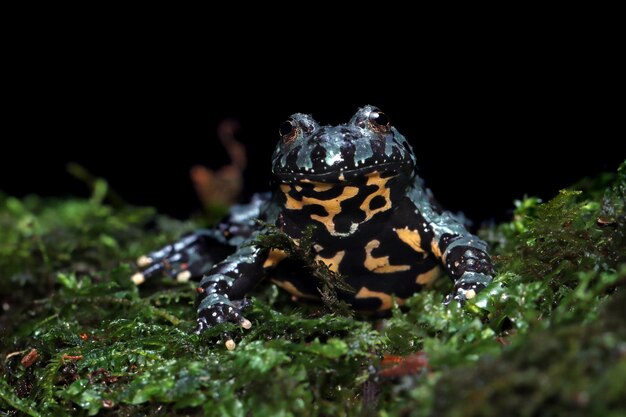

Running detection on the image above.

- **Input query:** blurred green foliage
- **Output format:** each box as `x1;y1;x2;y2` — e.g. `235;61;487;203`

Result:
1;161;624;417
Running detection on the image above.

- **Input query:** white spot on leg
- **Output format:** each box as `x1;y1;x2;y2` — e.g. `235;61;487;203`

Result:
131;273;145;285
136;256;153;268
176;270;192;282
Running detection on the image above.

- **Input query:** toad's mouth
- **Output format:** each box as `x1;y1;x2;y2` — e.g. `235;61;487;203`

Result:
272;160;411;184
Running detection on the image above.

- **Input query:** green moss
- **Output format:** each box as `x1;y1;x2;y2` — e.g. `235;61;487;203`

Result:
429;285;626;417
253;223;355;317
1;161;624;416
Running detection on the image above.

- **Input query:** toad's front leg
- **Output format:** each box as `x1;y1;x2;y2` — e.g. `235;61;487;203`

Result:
419;208;494;303
195;245;267;350
406;181;494;304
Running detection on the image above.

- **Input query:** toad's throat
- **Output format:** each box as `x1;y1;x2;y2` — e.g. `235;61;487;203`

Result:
273;161;408;183
279;172;395;236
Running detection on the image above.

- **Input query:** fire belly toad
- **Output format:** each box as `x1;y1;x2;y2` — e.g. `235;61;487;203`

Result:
133;106;494;349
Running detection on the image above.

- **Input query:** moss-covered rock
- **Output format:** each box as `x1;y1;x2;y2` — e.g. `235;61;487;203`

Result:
1;161;624;416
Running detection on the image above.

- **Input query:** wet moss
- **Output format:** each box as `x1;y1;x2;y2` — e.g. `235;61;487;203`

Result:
427;286;626;417
0;161;624;416
253;223;355;317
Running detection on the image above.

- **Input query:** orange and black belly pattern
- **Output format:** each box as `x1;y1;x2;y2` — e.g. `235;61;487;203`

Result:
264;172;444;311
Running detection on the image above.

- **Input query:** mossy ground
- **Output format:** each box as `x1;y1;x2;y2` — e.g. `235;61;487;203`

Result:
1;162;624;417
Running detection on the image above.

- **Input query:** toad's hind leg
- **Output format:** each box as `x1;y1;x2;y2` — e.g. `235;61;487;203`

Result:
132;192;272;284
131;230;235;284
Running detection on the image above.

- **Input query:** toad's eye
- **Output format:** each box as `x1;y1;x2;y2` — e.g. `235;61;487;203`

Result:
279;119;299;144
368;111;390;133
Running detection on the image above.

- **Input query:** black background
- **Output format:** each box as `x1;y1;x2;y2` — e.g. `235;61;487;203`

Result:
2;57;624;225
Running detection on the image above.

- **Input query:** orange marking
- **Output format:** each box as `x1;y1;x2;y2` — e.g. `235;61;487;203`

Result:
416;267;441;286
430;239;444;260
312;182;333;192
355;287;405;311
364;240;410;273
280;183;360;235
396;227;426;254
263;249;288;268
315;250;345;273
359;172;393;222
